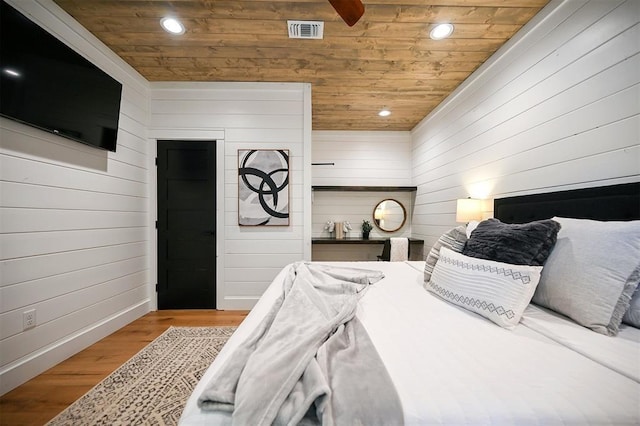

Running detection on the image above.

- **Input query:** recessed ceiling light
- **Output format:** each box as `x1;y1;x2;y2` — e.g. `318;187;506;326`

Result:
3;68;20;77
430;23;454;40
378;108;391;117
160;17;185;35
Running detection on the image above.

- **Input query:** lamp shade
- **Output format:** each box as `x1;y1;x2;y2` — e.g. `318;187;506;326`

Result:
456;198;482;222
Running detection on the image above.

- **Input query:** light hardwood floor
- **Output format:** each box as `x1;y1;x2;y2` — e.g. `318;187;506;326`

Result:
0;310;248;426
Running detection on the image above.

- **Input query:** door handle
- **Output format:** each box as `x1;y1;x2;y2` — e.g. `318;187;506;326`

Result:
204;230;215;236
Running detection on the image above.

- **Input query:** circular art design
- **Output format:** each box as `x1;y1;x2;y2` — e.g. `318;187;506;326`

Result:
238;149;289;226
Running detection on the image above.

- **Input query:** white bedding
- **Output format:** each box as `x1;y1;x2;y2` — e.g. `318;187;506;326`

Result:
181;261;640;425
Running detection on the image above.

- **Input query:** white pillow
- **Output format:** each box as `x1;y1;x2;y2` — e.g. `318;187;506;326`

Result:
532;217;640;336
427;247;543;329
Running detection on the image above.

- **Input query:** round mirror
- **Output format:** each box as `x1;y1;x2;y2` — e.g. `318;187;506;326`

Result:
373;199;406;232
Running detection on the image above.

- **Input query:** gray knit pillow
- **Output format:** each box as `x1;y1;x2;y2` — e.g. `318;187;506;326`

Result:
462;218;560;266
423;226;467;285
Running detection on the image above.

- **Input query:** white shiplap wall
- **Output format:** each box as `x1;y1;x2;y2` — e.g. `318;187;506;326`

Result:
311;131;414;260
148;82;312;310
0;0;150;394
312;131;412;186
411;0;640;250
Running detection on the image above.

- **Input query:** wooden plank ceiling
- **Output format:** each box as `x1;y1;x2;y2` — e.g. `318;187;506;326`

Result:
53;0;550;131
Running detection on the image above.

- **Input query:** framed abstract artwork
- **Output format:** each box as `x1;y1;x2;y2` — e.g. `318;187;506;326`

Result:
238;149;290;226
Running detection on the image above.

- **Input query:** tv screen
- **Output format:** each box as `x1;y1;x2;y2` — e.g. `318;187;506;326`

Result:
0;0;122;152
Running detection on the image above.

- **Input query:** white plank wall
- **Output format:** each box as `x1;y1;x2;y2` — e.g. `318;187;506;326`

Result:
411;0;640;251
312;131;412;186
148;82;311;309
0;0;150;394
311;131;414;260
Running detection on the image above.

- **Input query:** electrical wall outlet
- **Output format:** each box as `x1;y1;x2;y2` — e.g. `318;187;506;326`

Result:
23;309;36;330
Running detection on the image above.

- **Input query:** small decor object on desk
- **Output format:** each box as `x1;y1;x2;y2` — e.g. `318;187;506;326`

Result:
344;221;353;237
324;220;335;237
362;220;373;239
335;221;352;239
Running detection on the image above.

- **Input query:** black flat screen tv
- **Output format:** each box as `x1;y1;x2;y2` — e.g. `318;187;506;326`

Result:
0;0;122;152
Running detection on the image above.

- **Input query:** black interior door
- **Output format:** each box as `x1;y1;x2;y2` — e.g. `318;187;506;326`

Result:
157;140;216;309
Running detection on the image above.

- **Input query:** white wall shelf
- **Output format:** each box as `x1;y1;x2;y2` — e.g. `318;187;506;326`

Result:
312;185;417;192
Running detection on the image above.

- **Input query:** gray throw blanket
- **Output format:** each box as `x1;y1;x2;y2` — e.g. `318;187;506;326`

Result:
198;262;404;426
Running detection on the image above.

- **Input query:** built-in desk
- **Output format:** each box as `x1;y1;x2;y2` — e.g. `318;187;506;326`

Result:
311;237;424;261
312;237;424;245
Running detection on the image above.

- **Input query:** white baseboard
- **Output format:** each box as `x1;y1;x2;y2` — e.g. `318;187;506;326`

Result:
0;301;150;395
220;297;258;310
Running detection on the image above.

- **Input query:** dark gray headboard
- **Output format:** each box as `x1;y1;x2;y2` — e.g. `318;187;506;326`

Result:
494;182;640;224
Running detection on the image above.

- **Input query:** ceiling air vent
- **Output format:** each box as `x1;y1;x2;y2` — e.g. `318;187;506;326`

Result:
287;20;324;39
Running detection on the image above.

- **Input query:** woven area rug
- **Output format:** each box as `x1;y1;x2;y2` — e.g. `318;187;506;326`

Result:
46;326;235;426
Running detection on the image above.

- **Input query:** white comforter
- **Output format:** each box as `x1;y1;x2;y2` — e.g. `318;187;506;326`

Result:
181;261;640;425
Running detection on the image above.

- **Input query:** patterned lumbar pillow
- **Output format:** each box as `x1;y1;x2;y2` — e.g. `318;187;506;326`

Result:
423;226;467;285
427;247;543;329
463;218;561;266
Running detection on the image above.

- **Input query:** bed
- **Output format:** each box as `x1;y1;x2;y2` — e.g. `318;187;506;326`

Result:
180;182;640;425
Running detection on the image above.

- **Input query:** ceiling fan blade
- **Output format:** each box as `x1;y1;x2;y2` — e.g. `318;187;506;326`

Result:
328;0;365;27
